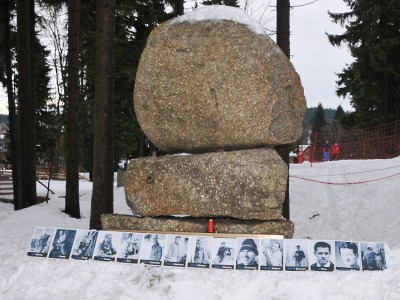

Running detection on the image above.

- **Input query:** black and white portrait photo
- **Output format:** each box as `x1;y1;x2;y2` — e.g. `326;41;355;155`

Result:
116;232;143;263
187;236;213;268
236;238;260;270
361;242;387;271
335;241;361;271
139;233;166;266
309;240;335;271
284;239;308;271
93;231;121;262
163;235;189;267
260;239;284;271
27;227;56;257
211;237;236;269
71;230;98;260
48;229;77;259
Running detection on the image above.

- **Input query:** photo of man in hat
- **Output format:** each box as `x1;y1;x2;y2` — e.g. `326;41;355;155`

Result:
236;238;259;270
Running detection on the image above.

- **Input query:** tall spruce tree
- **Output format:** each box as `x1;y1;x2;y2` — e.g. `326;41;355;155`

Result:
79;0;97;178
334;105;346;127
0;0;20;210
327;0;400;127
65;0;81;218
90;0;115;230
16;0;37;208
275;0;290;219
310;103;327;146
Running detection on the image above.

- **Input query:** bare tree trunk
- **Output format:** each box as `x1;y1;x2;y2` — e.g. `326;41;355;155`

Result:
177;0;184;15
65;0;81;218
276;0;290;57
276;0;290;220
2;0;20;210
16;0;37;208
90;0;115;229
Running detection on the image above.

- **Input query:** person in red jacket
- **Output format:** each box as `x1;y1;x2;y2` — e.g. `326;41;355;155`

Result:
331;142;340;160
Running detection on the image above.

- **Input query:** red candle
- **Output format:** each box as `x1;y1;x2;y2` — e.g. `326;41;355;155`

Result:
208;219;214;233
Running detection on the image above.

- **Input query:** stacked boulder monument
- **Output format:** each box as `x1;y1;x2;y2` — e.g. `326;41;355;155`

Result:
101;6;306;238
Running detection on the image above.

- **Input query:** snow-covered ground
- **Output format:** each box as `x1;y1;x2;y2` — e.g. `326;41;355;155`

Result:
1;157;400;300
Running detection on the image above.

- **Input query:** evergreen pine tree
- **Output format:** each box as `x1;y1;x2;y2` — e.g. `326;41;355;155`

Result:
16;0;37;208
334;105;345;122
65;0;81;219
310;103;326;146
327;0;400;127
90;0;116;230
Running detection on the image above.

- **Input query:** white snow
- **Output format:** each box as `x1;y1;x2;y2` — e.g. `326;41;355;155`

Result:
171;5;268;36
1;157;400;299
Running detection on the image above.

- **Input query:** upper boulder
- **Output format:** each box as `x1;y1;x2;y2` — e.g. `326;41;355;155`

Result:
134;6;306;153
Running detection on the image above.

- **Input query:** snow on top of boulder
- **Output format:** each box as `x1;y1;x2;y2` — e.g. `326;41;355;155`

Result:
171;5;267;36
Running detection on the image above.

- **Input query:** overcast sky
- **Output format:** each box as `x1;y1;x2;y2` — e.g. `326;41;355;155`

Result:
0;0;354;115
239;0;354;111
288;0;354;111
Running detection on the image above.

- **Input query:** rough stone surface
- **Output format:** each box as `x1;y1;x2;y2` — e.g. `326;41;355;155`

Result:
124;148;287;220
134;17;306;153
101;214;294;239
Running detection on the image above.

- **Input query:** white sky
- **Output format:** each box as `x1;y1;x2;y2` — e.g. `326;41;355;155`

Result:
0;91;7;115
239;0;354;111
0;0;354;115
288;0;353;111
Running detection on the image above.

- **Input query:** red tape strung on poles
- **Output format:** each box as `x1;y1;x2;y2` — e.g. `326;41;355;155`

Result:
290;172;400;185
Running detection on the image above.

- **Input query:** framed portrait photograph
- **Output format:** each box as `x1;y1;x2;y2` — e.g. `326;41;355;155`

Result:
93;231;121;262
139;233;166;266
163;234;189;267
235;238;260;270
48;229;77;259
259;239;284;271
27;227;56;258
116;232;144;263
335;241;361;271
284;239;308;271
309;240;335;271
360;242;387;271
211;237;236;270
187;236;213;269
70;230;98;260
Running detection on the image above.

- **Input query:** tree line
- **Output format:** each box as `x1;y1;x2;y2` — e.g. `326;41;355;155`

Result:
0;0;182;227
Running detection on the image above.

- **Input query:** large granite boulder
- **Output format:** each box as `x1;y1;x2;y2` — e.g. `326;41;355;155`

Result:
101;214;294;239
125;148;287;220
134;6;306;153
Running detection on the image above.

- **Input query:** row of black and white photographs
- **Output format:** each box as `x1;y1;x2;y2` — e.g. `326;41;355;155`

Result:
27;227;388;271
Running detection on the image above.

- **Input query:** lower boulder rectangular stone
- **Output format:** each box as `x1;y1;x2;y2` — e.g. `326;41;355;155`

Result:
124;148;288;220
101;214;294;239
